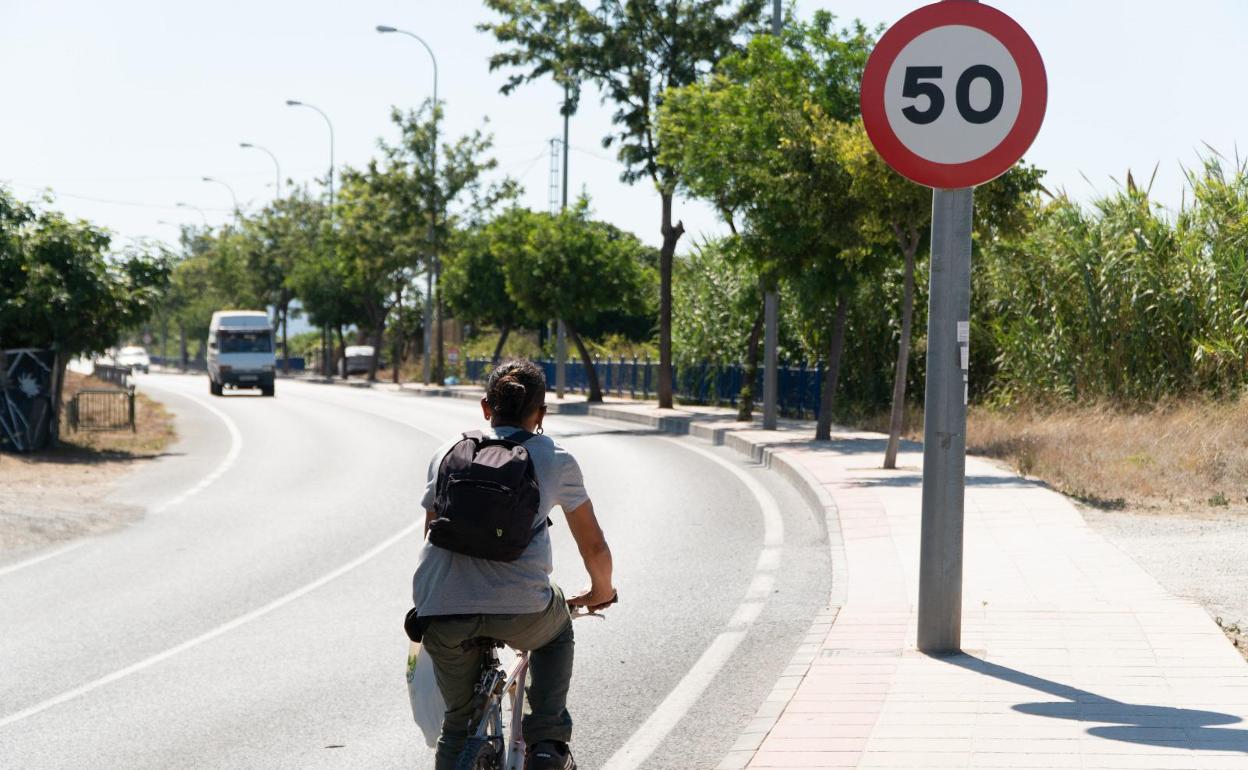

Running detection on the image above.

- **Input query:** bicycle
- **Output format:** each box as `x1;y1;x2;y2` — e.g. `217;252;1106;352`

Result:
455;594;618;770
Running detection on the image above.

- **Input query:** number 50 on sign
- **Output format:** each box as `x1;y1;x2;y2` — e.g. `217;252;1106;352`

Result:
861;1;1047;190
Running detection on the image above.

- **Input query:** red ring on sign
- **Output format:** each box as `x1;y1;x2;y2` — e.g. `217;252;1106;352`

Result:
860;1;1047;189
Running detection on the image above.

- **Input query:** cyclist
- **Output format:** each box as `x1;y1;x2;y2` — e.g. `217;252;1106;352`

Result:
412;359;615;770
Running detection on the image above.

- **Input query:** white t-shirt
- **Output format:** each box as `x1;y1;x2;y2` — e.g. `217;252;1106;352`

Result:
412;426;590;616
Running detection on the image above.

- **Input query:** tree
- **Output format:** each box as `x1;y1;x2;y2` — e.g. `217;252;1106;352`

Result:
482;0;766;408
442;224;531;363
381;102;518;383
837;120;1044;467
496;202;655;402
659;12;875;422
0;189;169;447
240;186;327;372
659;15;875;437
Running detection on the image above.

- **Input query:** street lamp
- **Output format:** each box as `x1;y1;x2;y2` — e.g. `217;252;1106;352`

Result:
202;176;240;218
175;201;209;227
376;24;439;385
285;100;334;212
240;142;282;199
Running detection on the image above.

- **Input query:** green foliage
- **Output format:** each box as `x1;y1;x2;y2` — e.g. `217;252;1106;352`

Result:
442;224;530;333
672;237;761;365
495;201;655;329
0;189;169;357
985;160;1248;403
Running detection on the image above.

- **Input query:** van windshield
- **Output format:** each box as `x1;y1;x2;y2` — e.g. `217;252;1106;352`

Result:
219;331;272;354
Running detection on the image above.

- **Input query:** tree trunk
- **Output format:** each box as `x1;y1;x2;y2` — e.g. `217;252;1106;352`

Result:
336;325;348;380
737;303;766;421
434;261;445;385
280;299;289;374
159;316;169;366
884;238;920;469
815;289;851;441
368;319;385;383
491;322;512;364
657;190;684;409
567;322;603;403
48;352;66;449
392;286;404;385
179;324;188;371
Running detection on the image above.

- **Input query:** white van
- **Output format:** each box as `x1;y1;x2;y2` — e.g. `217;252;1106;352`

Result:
207;311;276;397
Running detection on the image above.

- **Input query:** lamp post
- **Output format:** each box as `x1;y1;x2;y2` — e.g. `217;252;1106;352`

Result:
202;176;240;220
240;142;282;199
285;100;335;213
377;24;439;386
175;202;209;227
287;99;337;379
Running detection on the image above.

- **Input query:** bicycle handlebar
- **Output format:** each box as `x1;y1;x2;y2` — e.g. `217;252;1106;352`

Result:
569;590;619;617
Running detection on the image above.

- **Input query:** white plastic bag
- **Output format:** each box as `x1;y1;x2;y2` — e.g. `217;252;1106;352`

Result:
406;640;446;748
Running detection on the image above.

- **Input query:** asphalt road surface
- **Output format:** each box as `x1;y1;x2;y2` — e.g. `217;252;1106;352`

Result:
0;372;830;769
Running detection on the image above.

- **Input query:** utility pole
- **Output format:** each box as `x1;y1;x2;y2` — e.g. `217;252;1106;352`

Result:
555;84;571;399
762;0;782;430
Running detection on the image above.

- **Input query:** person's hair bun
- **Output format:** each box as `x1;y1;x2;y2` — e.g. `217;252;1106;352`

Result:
484;359;547;424
494;375;527;416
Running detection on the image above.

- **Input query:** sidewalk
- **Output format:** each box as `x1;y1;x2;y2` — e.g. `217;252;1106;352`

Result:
575;403;1248;770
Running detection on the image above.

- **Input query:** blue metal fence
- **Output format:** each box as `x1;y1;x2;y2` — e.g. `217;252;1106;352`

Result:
465;357;825;419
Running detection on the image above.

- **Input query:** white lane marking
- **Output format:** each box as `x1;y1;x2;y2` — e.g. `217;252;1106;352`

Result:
600;435;786;770
0;519;422;730
0;380;450;729
0;383;246;580
132;380;244;515
0;542;87;579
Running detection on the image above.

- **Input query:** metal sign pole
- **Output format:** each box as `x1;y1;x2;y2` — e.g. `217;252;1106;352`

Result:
760;0;783;430
917;186;973;653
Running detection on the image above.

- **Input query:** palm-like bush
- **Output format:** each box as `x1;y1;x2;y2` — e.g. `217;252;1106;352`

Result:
985;160;1248;403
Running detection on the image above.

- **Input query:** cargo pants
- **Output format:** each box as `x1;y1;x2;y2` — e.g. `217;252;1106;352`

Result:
421;586;574;770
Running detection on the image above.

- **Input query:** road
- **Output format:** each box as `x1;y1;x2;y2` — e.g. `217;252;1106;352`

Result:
0;372;830;769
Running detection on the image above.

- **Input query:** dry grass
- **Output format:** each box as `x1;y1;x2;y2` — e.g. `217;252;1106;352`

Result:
854;397;1248;512
966;398;1248;512
58;373;177;458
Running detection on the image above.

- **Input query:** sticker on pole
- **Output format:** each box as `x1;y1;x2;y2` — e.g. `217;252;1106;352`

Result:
861;2;1046;189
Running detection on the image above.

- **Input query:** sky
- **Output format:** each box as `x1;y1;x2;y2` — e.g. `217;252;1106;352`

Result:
2;0;1247;255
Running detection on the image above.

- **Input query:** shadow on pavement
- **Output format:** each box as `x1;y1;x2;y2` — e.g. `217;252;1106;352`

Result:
941;653;1248;753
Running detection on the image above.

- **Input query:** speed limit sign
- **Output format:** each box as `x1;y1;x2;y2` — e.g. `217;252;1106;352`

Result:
861;1;1046;189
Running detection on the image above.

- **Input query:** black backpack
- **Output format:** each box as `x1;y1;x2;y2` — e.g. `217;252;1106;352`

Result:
428;430;543;561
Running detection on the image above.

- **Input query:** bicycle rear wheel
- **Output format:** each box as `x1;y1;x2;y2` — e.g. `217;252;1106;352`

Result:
455;736;502;770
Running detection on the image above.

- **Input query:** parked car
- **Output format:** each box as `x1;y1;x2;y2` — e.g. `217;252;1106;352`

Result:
116;346;151;373
207;311;276;397
341;345;384;377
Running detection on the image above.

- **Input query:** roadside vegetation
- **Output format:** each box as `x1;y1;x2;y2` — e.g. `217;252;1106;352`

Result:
57;372;177;459
6;2;1248;511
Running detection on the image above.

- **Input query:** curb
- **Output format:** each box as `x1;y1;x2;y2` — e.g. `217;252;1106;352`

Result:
580;403;850;770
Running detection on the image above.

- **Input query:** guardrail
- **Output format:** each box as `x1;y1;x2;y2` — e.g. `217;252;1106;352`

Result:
93;363;132;388
465;357;826;419
68;386;136;433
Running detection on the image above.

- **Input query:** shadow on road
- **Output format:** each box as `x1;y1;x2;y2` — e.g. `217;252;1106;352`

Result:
941;653;1248;753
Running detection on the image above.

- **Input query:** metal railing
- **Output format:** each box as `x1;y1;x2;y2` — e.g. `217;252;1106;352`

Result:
68;386;136;432
93;363;132;388
465;357;826;419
